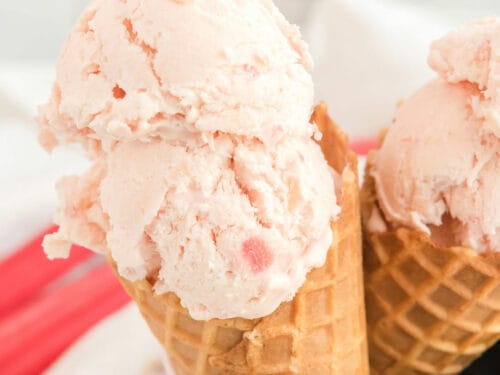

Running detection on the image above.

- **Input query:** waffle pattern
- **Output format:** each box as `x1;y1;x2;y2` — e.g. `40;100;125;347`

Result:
110;104;369;374
362;157;500;374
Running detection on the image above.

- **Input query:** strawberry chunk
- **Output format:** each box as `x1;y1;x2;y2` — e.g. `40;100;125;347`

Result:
242;237;273;273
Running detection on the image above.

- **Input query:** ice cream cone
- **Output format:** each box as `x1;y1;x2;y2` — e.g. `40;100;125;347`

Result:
108;103;369;375
362;154;500;374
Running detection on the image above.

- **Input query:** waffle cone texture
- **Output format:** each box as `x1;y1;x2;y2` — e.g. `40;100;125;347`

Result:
361;154;500;374
109;103;369;374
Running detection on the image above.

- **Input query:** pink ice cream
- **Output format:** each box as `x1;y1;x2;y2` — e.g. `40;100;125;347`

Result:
38;0;314;153
38;0;339;320
371;18;500;252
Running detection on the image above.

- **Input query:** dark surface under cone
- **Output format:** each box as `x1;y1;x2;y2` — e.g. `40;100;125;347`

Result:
462;342;500;375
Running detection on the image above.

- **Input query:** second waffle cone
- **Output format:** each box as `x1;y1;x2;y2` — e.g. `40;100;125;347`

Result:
362;154;500;374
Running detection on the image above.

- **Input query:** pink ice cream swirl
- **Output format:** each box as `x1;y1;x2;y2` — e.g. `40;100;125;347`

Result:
39;0;340;320
370;18;500;252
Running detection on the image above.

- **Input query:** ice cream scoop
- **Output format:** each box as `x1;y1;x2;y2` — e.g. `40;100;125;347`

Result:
370;18;500;252
39;0;339;320
38;0;314;153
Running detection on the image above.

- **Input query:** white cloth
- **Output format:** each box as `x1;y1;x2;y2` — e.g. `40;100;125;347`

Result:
43;304;166;375
0;63;89;258
306;0;500;138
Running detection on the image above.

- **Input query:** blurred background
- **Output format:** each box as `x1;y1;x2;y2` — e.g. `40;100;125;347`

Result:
2;0;500;256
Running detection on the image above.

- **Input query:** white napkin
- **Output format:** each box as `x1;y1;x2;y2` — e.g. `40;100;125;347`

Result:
43;304;166;375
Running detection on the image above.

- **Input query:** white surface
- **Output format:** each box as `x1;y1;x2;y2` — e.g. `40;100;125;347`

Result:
44;303;167;375
1;0;498;373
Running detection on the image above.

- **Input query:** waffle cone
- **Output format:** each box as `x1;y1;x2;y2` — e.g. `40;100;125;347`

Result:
108;103;368;374
361;153;500;374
